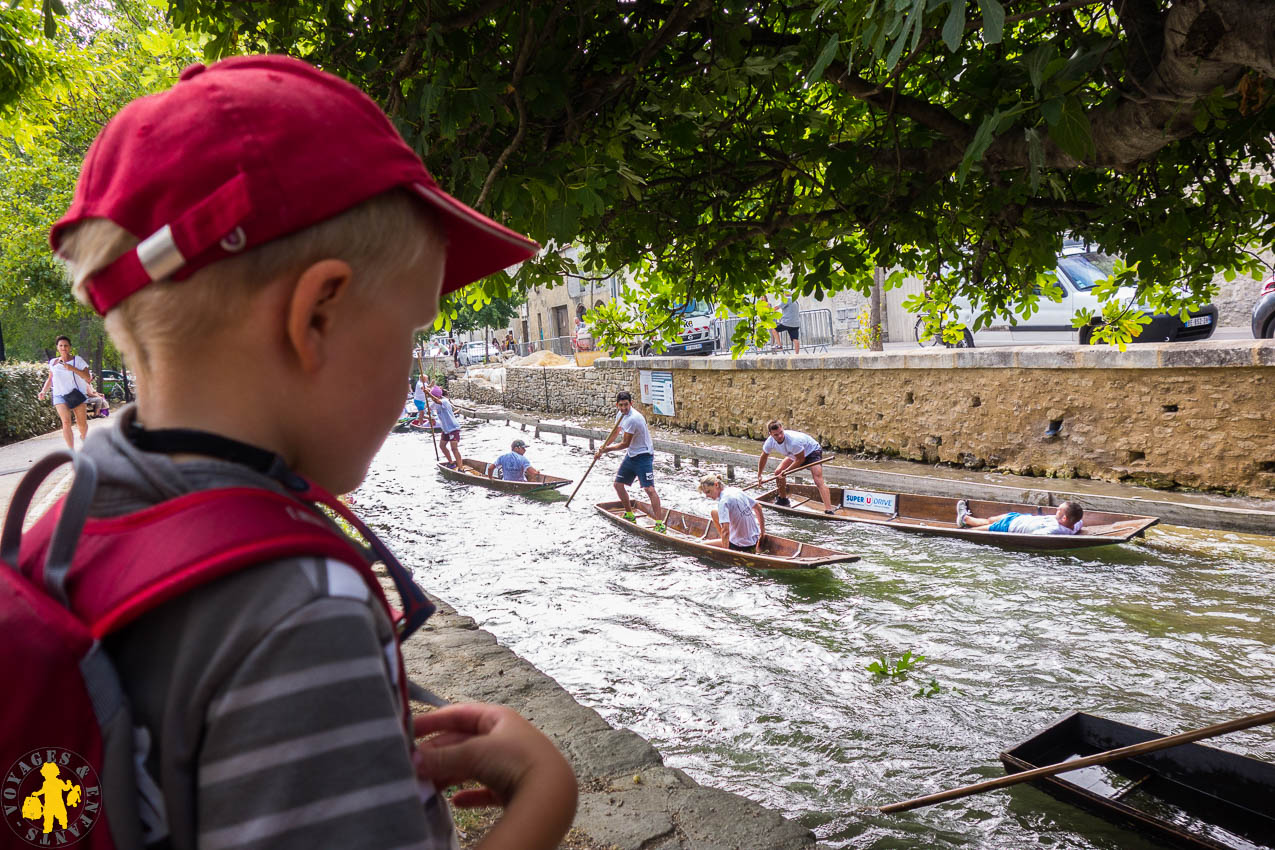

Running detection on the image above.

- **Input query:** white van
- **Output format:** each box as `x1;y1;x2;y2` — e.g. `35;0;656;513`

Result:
950;243;1217;346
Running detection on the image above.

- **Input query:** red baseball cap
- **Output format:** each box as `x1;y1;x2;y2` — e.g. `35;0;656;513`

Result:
51;54;539;316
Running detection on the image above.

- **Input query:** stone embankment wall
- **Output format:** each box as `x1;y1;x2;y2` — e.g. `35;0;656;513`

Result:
452;366;631;417
448;342;1275;497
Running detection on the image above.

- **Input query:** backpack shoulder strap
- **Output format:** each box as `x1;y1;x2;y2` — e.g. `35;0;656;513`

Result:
21;487;385;639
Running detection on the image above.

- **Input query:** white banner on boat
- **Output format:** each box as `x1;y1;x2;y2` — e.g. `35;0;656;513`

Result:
842;489;897;515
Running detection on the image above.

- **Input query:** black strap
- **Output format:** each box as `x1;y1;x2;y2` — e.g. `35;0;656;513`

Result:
125;421;309;492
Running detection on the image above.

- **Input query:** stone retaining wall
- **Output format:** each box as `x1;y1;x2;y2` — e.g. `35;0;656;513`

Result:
453;366;631;417
448;341;1275;497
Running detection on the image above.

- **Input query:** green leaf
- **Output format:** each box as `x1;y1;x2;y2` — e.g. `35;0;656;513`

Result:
808;33;839;83
886;0;925;70
1025;127;1044;191
941;0;966;52
958;110;999;183
1041;98;1063;125
1025;43;1057;95
977;0;1004;44
1047;95;1095;161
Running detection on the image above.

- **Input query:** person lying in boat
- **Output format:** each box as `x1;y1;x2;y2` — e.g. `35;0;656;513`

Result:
488;439;540;482
699;473;766;553
758;420;835;514
956;500;1084;535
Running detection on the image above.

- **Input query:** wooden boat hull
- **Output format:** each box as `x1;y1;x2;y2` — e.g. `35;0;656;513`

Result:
437;459;572;494
595;500;859;570
1001;712;1275;850
758;484;1158;550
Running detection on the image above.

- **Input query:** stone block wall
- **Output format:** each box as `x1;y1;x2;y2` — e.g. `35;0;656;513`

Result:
451;366;634;417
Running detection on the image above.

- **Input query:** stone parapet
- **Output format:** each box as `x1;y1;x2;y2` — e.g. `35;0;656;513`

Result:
447;341;1275;497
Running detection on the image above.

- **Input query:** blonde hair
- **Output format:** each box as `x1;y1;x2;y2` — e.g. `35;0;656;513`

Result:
699;473;724;492
57;190;440;377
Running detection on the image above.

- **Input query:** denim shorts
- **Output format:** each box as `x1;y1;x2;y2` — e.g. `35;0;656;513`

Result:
615;452;655;488
989;513;1020;533
52;394;84;409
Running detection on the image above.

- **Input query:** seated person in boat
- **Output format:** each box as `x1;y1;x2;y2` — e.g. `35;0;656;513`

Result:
956;500;1084;535
758;420;835;515
428;386;463;465
488;439;539;482
699;473;766;553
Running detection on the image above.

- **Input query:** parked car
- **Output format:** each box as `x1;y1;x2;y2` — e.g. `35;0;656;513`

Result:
952;243;1218;345
457;340;494;366
1252;274;1275;339
100;369;133;401
639;301;717;356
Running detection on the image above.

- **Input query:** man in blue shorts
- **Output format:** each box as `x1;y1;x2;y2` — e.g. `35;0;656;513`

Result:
957;500;1084;535
596;391;662;524
488;439;539;482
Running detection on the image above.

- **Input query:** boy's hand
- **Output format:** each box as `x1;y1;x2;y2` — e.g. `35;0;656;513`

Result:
414;703;576;850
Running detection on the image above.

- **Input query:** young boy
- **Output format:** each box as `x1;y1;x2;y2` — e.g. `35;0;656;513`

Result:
52;55;575;850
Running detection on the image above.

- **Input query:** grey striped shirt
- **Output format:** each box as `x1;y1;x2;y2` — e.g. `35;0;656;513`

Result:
84;408;457;849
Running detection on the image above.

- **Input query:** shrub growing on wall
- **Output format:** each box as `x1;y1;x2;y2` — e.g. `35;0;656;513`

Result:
0;364;61;444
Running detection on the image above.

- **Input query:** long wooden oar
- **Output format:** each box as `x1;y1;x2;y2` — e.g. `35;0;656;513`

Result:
741;455;834;492
565;419;621;508
415;352;439;462
878;708;1275;814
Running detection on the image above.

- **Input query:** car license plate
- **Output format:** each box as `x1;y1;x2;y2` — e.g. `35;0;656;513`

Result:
1185;315;1212;328
684;343;702;350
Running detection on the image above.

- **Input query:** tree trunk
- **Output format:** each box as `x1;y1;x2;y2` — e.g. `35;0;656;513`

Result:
93;333;105;392
869;267;884;351
0;319;6;362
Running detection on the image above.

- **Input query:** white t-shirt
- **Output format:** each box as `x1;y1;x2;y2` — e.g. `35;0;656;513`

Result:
1008;514;1080;535
413;380;427;403
717;487;761;546
48;356;89;396
617;408;653;457
762;429;820;460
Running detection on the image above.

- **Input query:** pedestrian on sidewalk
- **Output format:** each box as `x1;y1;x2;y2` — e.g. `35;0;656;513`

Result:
776;292;802;355
36;335;92;449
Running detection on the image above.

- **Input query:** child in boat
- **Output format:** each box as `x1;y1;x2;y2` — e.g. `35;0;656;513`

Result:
53;54;575;850
699;473;766;552
957;500;1084;534
489;439;539;482
411;374;430;425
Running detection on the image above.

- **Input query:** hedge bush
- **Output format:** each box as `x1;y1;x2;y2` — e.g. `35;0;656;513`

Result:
0;363;63;445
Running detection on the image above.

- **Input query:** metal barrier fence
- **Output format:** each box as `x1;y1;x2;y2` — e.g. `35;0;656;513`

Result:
513;336;576;357
715;308;834;354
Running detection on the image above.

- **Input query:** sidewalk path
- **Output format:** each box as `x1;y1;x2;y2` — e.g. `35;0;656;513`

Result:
0;418;111;520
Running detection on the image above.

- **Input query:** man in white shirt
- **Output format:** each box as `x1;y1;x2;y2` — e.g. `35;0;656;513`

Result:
757;420;834;514
957;500;1084;535
699;474;765;552
596;391;662;524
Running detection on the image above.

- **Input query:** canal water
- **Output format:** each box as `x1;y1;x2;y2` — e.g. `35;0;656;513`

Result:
356;421;1275;850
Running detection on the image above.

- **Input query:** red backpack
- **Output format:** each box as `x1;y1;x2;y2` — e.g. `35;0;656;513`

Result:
0;450;434;848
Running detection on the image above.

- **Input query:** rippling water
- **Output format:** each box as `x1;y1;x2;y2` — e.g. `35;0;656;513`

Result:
356;422;1275;849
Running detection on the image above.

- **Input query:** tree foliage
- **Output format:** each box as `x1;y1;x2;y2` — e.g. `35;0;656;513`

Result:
0;0;198;365
20;1;1275;352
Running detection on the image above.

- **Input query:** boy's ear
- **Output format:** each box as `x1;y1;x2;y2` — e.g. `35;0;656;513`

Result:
286;259;355;372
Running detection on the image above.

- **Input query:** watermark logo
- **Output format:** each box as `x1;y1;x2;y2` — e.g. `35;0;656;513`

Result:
4;749;100;847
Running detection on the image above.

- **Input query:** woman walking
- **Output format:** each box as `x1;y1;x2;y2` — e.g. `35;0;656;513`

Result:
37;335;93;449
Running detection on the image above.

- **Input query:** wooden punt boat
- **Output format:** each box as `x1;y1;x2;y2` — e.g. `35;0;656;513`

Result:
1000;712;1275;850
436;459;572;494
757;484;1158;550
595;500;859;570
